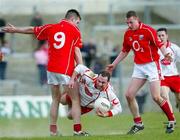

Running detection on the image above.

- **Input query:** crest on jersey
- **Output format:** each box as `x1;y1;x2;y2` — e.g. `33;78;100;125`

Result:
129;37;133;41
139;35;144;40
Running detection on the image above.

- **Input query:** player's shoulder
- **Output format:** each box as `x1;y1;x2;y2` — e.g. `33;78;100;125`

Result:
106;83;116;93
84;70;97;79
170;42;180;48
35;24;53;31
60;20;80;33
141;23;156;32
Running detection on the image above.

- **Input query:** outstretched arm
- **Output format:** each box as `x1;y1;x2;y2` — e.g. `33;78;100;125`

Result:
2;23;34;34
106;51;128;73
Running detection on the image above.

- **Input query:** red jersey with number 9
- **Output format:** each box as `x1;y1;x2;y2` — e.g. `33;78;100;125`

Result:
34;19;82;76
122;22;163;64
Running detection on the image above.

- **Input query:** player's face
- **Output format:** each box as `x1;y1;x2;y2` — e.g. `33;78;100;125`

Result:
95;75;108;91
157;31;168;44
126;16;139;30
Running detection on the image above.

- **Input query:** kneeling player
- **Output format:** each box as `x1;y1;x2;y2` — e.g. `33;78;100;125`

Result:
61;64;122;122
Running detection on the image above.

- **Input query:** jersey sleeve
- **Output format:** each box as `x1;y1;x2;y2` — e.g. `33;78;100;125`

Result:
74;64;90;75
148;27;164;49
73;31;83;49
107;86;122;117
173;44;180;62
34;24;52;40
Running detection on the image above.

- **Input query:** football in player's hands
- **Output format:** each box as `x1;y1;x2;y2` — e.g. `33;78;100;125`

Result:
94;97;111;113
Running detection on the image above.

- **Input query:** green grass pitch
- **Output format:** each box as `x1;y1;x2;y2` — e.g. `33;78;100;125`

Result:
0;112;179;140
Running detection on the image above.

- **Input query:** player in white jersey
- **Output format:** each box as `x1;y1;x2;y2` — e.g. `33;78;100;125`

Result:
157;28;180;112
61;64;122;118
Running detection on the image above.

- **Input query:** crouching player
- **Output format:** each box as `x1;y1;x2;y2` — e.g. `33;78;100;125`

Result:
61;64;122;135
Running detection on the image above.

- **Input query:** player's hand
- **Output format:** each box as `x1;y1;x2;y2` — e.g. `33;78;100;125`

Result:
0;51;3;62
2;23;16;33
106;64;115;74
164;53;172;62
68;78;75;88
161;58;171;65
96;109;108;118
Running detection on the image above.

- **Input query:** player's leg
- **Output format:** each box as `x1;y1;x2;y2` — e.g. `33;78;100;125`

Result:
150;80;175;133
170;75;180;112
175;93;180;112
49;84;61;136
60;93;73;119
161;86;173;112
126;78;146;134
64;82;89;136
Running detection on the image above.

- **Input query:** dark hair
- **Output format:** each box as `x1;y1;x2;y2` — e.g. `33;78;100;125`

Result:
126;11;137;18
65;9;81;20
99;71;111;82
157;28;167;34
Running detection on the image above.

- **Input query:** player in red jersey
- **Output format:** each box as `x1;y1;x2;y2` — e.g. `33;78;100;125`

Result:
106;11;175;134
2;9;87;136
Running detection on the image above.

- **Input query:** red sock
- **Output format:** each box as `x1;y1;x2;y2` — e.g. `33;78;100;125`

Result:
74;124;82;132
50;124;57;133
160;100;175;121
134;117;142;124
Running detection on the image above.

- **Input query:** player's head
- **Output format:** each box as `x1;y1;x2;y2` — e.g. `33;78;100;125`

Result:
157;28;168;43
95;71;111;91
65;9;81;26
126;10;140;30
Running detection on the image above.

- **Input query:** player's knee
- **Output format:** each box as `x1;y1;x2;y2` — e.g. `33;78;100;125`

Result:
152;95;161;102
161;95;168;100
125;93;134;101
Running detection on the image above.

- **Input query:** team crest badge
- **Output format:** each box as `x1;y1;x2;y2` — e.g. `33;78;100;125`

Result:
129;37;133;41
139;35;144;40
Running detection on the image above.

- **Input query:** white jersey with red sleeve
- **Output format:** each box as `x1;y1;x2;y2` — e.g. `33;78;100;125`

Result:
34;19;83;76
159;41;180;76
122;22;163;64
74;64;122;116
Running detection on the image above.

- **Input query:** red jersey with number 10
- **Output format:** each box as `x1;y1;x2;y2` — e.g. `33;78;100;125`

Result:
122;22;163;64
34;19;82;76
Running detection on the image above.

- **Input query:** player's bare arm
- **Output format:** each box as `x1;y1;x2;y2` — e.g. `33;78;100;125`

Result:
2;23;34;34
75;47;83;65
106;51;128;73
68;70;78;88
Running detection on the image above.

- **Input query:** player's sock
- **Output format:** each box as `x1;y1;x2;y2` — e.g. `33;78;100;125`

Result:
50;124;57;134
134;116;142;125
74;124;82;132
160;100;175;121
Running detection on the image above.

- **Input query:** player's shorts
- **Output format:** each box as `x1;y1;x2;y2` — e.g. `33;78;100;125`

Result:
47;71;70;85
81;106;93;115
132;61;162;82
66;94;93;115
161;75;180;93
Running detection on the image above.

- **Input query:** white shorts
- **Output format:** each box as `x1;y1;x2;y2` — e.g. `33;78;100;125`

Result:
47;71;70;85
132;61;162;82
